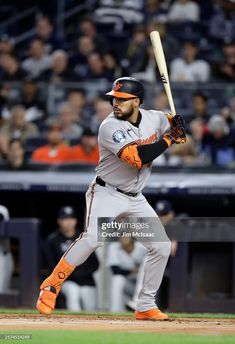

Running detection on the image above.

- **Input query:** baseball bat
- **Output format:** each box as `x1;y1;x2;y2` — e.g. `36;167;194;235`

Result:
150;31;176;116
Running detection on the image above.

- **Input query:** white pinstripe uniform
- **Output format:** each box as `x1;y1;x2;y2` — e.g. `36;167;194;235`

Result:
63;108;171;311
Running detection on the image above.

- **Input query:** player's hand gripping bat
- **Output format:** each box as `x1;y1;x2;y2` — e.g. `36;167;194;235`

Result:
150;31;186;144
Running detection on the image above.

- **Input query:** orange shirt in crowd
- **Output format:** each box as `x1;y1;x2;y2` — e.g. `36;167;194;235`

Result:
32;144;70;164
68;144;99;164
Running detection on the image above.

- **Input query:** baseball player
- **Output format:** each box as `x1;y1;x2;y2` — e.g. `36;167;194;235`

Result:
37;77;186;320
107;237;146;312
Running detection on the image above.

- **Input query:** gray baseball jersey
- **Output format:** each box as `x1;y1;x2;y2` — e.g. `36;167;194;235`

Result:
63;108;171;313
95;108;170;193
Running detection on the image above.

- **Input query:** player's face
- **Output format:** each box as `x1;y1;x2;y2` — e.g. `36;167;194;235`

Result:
113;97;137;120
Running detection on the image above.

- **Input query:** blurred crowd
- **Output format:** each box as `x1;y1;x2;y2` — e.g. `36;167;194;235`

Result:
0;0;235;168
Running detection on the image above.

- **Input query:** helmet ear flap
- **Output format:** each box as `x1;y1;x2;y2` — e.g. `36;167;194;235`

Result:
109;96;114;106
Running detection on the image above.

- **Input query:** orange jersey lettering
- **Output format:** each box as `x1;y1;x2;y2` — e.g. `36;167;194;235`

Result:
136;132;157;146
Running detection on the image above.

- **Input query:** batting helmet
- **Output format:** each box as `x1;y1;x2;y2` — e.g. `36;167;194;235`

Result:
105;77;144;104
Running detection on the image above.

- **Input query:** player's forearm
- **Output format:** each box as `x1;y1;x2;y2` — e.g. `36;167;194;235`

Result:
137;138;169;165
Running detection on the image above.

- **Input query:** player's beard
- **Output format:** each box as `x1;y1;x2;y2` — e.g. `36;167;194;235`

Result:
114;104;134;120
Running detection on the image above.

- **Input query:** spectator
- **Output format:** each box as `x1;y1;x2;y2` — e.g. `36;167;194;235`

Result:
131;44;157;83
220;96;235;127
168;0;200;22
68;128;99;165
167;134;198;166
209;0;235;43
0;35;14;55
201;115;235;166
153;90;170;112
0;105;39;156
170;41;211;82
0;53;27;81
58;102;83;140
147;19;180;63
0;84;11;124
83;53;113;81
73;36;95;79
67;88;91;125
0;205;14;293
94;0;144;31
125;27;148;75
36;16;64;54
31;119;70;164
213;42;235;82
144;0;167;23
41;50;74;82
44;206;99;311
131;23;177;83
4;138;27;170
78;17;108;54
21;38;52;79
190;92;210;124
189;118;204;153
103;52;122;79
91;96;112;133
107;237;146;312
19;80;46;123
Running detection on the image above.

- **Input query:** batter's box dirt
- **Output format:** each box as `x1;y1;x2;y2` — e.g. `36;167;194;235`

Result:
0;314;235;335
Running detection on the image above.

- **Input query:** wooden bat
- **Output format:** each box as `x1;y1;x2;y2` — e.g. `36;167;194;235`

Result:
150;31;176;116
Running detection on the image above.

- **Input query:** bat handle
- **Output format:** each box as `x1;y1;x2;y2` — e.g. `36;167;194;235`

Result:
166;88;176;116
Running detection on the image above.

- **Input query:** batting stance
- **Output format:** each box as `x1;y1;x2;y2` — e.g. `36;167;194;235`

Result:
37;77;186;320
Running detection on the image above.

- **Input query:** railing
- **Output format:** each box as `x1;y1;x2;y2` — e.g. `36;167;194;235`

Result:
10;0;98;46
0;6;38;41
56;0;98;38
0;6;38;31
4;81;235;116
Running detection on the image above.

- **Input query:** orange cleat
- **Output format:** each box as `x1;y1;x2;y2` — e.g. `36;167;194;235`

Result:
36;282;60;315
36;257;75;315
135;308;169;321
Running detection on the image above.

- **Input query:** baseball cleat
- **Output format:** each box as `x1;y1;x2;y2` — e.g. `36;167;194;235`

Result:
36;284;59;315
135;308;169;321
36;257;75;315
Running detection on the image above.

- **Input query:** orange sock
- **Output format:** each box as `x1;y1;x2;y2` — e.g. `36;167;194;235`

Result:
40;257;75;292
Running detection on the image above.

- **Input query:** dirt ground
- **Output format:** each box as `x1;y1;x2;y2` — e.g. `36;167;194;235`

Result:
0;314;235;335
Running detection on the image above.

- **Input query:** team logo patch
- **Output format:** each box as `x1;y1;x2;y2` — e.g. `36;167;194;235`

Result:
112;130;126;143
114;82;123;91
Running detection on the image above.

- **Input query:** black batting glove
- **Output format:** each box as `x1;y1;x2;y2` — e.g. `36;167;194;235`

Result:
172;114;185;130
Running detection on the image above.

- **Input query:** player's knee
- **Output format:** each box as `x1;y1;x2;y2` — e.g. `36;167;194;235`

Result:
151;241;171;259
159;241;171;259
86;233;102;250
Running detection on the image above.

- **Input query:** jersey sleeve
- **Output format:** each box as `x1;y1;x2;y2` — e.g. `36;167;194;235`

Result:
99;122;137;156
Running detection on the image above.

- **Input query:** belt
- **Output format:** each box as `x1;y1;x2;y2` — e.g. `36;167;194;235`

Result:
96;176;138;197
